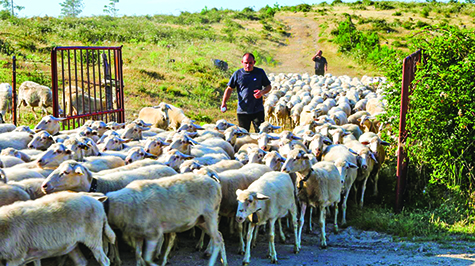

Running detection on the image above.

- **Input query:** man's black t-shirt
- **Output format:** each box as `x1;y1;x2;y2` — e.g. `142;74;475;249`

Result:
227;67;271;114
313;56;327;73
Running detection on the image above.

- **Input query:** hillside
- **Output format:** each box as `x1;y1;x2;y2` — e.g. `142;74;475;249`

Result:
0;1;473;125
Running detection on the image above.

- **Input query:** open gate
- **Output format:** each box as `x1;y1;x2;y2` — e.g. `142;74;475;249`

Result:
51;46;125;130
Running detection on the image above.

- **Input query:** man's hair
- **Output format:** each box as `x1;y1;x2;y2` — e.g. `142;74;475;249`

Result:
243;53;255;61
317;50;323;55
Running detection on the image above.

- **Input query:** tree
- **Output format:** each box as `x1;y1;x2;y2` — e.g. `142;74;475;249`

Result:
60;0;84;17
0;0;24;17
103;0;119;16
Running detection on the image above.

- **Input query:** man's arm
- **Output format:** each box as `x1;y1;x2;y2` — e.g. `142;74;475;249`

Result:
325;61;328;72
221;86;233;112
254;84;272;99
312;54;317;61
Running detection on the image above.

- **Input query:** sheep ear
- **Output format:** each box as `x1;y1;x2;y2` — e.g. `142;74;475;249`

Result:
236;189;244;197
381;140;390;146
65;149;73;155
74;165;85;175
0;169;7;183
360;141;370;145
348;162;358;169
348;148;358;155
323;137;333;145
255;193;270;201
370;152;379;164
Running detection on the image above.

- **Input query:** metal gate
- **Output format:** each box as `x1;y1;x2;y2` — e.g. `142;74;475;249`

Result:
395;49;424;213
51;46;125;130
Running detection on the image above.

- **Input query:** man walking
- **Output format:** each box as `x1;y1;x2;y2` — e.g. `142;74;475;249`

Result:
221;53;272;133
312;50;328;76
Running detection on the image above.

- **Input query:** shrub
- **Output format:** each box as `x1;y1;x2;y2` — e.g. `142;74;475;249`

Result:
381;26;475;207
393;11;402;16
375;2;395;10
421;7;431;18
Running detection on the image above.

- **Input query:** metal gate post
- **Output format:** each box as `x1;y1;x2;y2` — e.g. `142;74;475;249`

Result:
395;49;422;213
11;56;17;125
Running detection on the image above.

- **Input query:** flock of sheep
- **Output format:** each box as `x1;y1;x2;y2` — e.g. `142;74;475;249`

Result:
0;72;390;266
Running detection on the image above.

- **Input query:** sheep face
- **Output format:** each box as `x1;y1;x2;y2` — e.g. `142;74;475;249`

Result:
37;143;73;169
101;135;129;152
235;190;269;223
125;147;156;165
42;161;90;193
34;115;64;135
263;151;285;171
144;137;168;156
281;149;310;173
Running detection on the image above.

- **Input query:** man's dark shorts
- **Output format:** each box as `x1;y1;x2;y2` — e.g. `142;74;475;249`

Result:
237;111;265;133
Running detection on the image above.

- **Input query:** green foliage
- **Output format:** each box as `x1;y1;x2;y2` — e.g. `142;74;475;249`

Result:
103;0;119;17
393;11;402;16
60;0;84;17
0;0;24;16
381;26;475;209
421;6;431;18
374;1;395;10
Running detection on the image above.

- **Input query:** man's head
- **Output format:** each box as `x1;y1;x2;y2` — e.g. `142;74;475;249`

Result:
317;50;323;56
242;53;256;72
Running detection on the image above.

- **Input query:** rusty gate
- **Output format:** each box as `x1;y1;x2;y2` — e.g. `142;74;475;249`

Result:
50;46;125;130
395;49;424;213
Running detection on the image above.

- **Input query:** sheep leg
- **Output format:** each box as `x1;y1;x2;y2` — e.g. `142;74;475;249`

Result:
333;204;339;234
160;233;176;266
30;106;38;119
197;212;227;266
143;237;160;266
360;176;370;209
341;188;351;226
229;216;235;235
33;260;42;266
277;218;286;243
373;172;380;196
319;206;327;249
298;202;307;242
195;229;205;251
267;219;278;264
67;247;88;266
237;221;245;255
154;234;165;261
133;238;146;266
307;206;313;233
290;201;300;254
251;225;259;248
243;223;256;265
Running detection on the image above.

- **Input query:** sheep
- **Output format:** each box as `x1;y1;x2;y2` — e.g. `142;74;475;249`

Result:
0;131;34;150
138;102;171;129
329;110;348;126
99;135;132;152
37;143;125;172
143;136;169;156
257;133;280;152
0;83;12;123
344;140;378;208
306;132;333;160
0;169;31;207
235;171;300;264
7;178;46;200
17;81;53;118
246;147;267;164
195;163;272;253
120;122;150;141
0;155;25;167
322;144;359;225
167;103;190;130
42;160;177;194
33;115;66;135
366;97;385;116
94;158;162;176
214;119;235;132
0;191;115;266
258;121;281;134
106;121;125;131
65;90;109;116
90;120;109;137
27;130;55;150
2;167;46;181
281;150;342;248
262;151;286;171
105;172;227;266
273;101;289;128
124;147;157;164
0;148;32;162
359;132;389;196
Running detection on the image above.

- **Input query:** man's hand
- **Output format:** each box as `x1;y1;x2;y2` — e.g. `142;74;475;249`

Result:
253;90;263;99
220;103;227;113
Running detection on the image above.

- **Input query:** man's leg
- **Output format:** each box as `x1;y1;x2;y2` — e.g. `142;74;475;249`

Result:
251;111;265;133
237;113;252;132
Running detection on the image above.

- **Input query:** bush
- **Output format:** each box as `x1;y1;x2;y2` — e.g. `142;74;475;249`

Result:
375;1;395;10
393;11;402;16
381;26;475;207
421;7;431;18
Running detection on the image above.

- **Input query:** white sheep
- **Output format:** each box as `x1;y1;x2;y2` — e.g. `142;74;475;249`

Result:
0;191;115;266
0;131;33;150
33;115;66;135
27;130;55;150
236;171;300;264
322;144;359;225
41;160;177;194
0;83;13;123
106;172;227;266
137;102;171;129
0;147;32;162
17;81;53;118
282;150;342;248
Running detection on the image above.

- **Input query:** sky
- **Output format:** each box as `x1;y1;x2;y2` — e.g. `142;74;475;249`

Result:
12;0;316;17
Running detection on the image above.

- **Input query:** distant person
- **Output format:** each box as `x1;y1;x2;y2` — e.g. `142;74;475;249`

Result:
220;53;271;133
312;50;328;76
